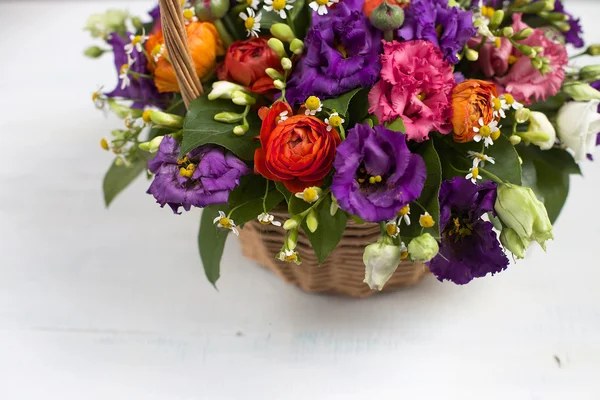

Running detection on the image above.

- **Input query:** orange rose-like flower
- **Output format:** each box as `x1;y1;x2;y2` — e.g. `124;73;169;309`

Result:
254;102;341;193
145;22;224;93
451;79;499;143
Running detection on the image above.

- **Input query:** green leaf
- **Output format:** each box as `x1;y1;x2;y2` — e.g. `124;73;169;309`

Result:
102;156;147;207
259;11;284;29
517;145;581;175
347;88;371;126
400;140;442;241
228;175;284;226
274;181;310;215
322;88;362;117
385;117;406;133
181;96;260;160
289;0;305;22
302;195;349;264
198;206;229;287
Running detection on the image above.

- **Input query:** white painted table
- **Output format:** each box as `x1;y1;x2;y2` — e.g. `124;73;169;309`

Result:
1;1;600;399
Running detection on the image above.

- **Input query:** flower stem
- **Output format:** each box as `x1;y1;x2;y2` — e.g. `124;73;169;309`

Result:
214;20;234;48
262;180;270;213
479;168;504;184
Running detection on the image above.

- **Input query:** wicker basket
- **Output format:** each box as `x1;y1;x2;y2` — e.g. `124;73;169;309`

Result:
158;0;430;297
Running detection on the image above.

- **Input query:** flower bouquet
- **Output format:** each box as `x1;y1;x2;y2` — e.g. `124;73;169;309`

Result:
85;0;599;295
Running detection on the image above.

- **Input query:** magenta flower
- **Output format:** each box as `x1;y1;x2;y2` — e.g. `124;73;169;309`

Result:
468;37;513;78
368;40;454;142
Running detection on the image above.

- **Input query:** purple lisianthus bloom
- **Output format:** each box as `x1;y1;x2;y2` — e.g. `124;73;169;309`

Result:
285;10;382;105
105;32;170;109
331;123;426;222
149;5;160;21
312;0;363;20
428;178;509;285
147;136;250;214
553;0;584;48
399;0;477;65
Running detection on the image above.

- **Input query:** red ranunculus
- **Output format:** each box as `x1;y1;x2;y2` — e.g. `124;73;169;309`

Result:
217;37;282;95
254;102;341;193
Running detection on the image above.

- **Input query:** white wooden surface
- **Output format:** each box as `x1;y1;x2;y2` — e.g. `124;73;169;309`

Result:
1;1;600;399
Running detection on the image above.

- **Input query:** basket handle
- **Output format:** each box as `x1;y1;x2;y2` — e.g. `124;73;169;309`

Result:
158;0;204;108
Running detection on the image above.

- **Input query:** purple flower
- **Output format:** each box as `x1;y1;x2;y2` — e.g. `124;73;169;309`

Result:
331;123;426;222
149;5;160;21
312;0;363;20
147;136;250;214
105;33;170;109
428;178;509;285
398;0;476;65
554;0;584;48
285;10;382;105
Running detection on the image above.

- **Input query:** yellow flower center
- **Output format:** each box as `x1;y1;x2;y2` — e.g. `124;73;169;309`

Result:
386;223;398;236
246;0;254;4
303;187;319;203
398;205;410;217
120;64;129;74
435;24;443;39
481;6;495;19
273;0;286;11
471;167;479;179
219;217;233;229
420;214;435;228
183;9;195;20
493;97;502;111
284;252;298;262
368;175;382;184
448;217;472;239
100;138;109;150
92;91;100;102
400;251;409;260
316;0;329;5
508;55;518;65
494;37;501;48
504;94;515;105
142;110;154;123
417;92;426;101
305;96;321;111
244;16;255;30
151;44;163;57
335;43;348;58
479;125;491;137
131;35;142;45
329;115;343;127
491;129;501;141
177;156;189;165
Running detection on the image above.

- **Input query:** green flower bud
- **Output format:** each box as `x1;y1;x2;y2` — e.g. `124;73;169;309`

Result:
542;11;568;22
363;236;402;291
195;0;229;21
330;195;340;216
489;10;505;29
512;27;533;40
500;228;528;259
265;68;284;80
509;135;522;145
214;111;244;123
283;216;301;230
286;228;299;250
150;111;184;128
273;79;286;90
233;123;249;136
369;2;405;31
114;157;125;166
131;16;143;30
104;9;129;31
515;107;531;123
306;209;319;233
502;27;515;38
554;21;570;32
107;99;142;119
231;90;256;106
514;43;535;57
138;135;164;153
579;65;600;81
270;23;295;42
268;38;287;59
524;111;555;149
531;57;543;70
84;46;106;58
495;184;554;251
465;48;479;61
586;44;600;56
208;80;247;100
562;81;600;101
290;38;305;55
514;1;548;14
281;57;293;71
407;233;439;262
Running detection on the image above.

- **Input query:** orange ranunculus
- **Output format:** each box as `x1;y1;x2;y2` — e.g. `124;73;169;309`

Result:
145;22;224;93
254;102;341;193
451;79;499;143
363;0;409;18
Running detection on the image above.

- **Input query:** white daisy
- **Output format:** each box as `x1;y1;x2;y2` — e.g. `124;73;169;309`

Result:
472;118;500;147
92;86;105;109
182;7;199;24
242;0;261;10
385;221;400;238
397;204;411;226
304;95;322;116
257;212;282;226
467;151;495;167
308;0;339;16
119;57;135;90
492;96;506;119
124;30;149;54
400;242;409;260
324;112;345;132
500;94;523;110
151;43;166;62
294;186;321;203
263;0;295;20
213;211;240;236
276;249;301;264
240;7;262;38
466;165;482;184
278;110;289;123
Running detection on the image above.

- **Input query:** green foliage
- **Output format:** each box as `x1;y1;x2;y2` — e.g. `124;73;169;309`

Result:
302;195;349;264
275;181;311;215
103;153;147;207
346;88;371;126
385;117;406;133
228;175;285;226
322;88;363;117
400;140;442;241
181;97;260;160
198;206;229;287
259;10;284;29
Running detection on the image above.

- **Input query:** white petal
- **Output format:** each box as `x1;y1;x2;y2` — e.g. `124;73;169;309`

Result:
309;1;318;11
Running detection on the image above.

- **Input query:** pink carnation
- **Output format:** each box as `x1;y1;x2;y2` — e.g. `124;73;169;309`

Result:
468;37;513;78
495;14;568;103
368;40;454;142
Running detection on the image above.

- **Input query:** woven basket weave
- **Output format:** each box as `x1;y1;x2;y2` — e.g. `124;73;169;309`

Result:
158;0;430;296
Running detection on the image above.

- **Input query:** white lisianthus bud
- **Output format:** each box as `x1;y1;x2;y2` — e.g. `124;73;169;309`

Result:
150;111;184;128
407;233;439;262
556;100;600;161
524;111;556;150
495;184;554;251
208;81;247;100
561;82;600;102
515;107;531;123
273;79;286;90
138;135;164;153
363;236;402;291
231;90;256;106
265;68;284;80
281;57;293;71
500;227;528;259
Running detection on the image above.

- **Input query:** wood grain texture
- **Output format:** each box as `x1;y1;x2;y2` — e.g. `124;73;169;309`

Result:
1;2;600;400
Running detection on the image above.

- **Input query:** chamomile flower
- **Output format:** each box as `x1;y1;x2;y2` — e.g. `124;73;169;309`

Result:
278;110;289;123
277;249;301;264
385;221;400;238
500;94;523;110
466;165;482;184
182;7;198;24
397;204;411;226
264;0;295;20
467;151;495;167
324;112;344;131
151;43;166;62
419;212;435;228
213;211;240;236
241;0;261;10
492;96;506;119
304;96;322;116
295;186;322;203
309;0;339;16
257;212;282;226
472;118;500;147
240;7;262;38
92;86;105;109
400;242;409;260
119;57;135;89
124;30;149;54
